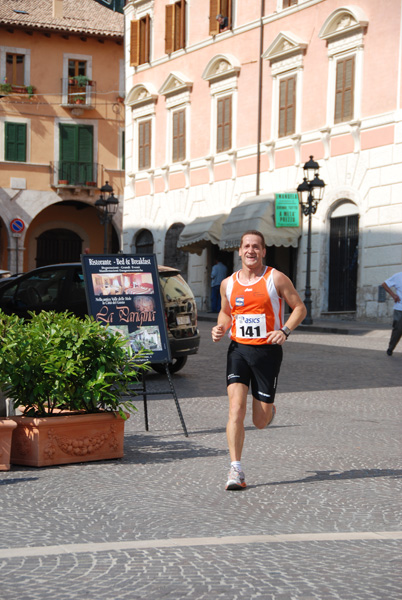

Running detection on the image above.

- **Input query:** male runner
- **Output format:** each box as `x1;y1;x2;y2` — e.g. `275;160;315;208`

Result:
211;230;307;490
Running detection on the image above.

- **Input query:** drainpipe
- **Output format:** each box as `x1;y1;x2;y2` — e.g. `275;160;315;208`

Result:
256;0;265;196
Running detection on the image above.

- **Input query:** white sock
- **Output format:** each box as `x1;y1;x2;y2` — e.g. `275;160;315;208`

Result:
231;461;242;472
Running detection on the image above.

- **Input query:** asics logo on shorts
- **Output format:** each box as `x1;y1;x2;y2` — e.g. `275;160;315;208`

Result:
258;391;271;398
228;373;240;380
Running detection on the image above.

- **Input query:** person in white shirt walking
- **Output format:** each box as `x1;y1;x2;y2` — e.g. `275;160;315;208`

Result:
382;271;402;356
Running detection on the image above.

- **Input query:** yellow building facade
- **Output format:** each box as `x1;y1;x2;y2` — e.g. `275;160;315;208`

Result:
0;0;125;273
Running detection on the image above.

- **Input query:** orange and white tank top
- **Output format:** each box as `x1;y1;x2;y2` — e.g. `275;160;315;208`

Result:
226;267;284;345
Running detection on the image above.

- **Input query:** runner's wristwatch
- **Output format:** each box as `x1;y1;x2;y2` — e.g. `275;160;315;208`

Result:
280;326;291;338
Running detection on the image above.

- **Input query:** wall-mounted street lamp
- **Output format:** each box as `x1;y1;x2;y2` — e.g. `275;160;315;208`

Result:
95;181;119;253
297;156;325;325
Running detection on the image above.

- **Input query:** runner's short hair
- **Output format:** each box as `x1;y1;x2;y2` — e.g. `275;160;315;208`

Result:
240;230;266;248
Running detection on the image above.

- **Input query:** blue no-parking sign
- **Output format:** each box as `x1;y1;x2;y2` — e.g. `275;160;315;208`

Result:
9;218;25;234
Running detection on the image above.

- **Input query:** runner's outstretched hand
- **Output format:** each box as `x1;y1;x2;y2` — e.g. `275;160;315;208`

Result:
212;324;225;342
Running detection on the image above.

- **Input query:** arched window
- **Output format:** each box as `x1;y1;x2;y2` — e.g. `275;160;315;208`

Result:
164;223;188;279
134;229;154;254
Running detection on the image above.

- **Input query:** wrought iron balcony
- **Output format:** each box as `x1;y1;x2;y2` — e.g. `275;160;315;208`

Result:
60;78;96;107
51;161;100;188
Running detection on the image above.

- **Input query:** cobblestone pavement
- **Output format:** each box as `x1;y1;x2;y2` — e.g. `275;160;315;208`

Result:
0;321;401;600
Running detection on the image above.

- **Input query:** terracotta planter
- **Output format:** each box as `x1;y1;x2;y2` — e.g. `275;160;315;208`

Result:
11;86;27;94
58;179;69;185
0;419;18;471
9;412;129;467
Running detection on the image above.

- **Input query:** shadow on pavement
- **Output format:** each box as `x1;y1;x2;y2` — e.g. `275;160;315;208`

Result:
0;477;39;485
248;468;402;489
122;433;226;464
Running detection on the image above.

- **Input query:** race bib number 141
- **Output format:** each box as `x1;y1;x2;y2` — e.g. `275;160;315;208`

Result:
235;314;267;339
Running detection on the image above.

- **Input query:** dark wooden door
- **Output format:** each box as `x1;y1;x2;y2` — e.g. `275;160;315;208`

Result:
328;214;358;311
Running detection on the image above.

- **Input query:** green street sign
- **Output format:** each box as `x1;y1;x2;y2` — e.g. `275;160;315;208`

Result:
275;193;300;227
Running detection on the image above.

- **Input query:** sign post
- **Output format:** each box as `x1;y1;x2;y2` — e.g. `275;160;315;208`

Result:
9;218;25;274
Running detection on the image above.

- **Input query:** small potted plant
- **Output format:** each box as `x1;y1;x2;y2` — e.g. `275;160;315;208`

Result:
74;95;85;104
0;82;12;97
26;85;35;99
0;310;149;467
73;75;91;87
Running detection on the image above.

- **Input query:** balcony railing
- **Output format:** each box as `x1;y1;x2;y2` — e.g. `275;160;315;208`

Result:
60;78;96;107
51;161;99;187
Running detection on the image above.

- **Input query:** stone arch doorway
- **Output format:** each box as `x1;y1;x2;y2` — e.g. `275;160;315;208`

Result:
328;202;359;312
36;228;83;267
164;223;188;279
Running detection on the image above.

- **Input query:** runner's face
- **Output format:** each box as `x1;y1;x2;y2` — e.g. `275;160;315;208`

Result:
239;235;266;268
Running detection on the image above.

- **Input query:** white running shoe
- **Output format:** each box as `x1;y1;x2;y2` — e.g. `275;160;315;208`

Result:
225;466;247;490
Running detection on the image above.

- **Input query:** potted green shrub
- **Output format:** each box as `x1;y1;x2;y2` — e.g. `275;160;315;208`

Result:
74;95;85;104
73;75;91;87
0;83;12;97
26;85;35;99
0;310;148;467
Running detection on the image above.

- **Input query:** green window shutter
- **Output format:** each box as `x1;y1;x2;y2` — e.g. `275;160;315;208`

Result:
121;129;125;171
59;124;93;182
5;122;27;162
60;124;76;161
77;125;93;182
59;124;77;181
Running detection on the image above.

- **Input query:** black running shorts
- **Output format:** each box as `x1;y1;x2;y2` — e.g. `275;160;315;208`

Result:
226;340;283;404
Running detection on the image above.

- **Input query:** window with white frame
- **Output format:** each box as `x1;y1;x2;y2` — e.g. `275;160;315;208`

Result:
126;83;157;173
216;95;232;152
62;53;93;105
334;56;354;123
138;117;152;171
130;14;151;66
0;117;30;162
278;75;296;137
159;72;192;164
172;108;186;162
263;32;306;140
0;46;30;87
319;7;368;127
202;55;240;156
165;0;186;54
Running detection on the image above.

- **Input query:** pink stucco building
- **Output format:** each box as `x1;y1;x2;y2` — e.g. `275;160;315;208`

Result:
124;0;402;322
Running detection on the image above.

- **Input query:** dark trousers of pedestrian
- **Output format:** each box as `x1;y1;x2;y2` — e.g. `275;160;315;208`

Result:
388;309;402;353
210;285;221;312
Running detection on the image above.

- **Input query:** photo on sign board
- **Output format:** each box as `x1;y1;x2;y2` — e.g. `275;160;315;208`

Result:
129;326;162;353
108;325;131;348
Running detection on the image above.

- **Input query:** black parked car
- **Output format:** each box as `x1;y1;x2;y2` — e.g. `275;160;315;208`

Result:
0;263;200;373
